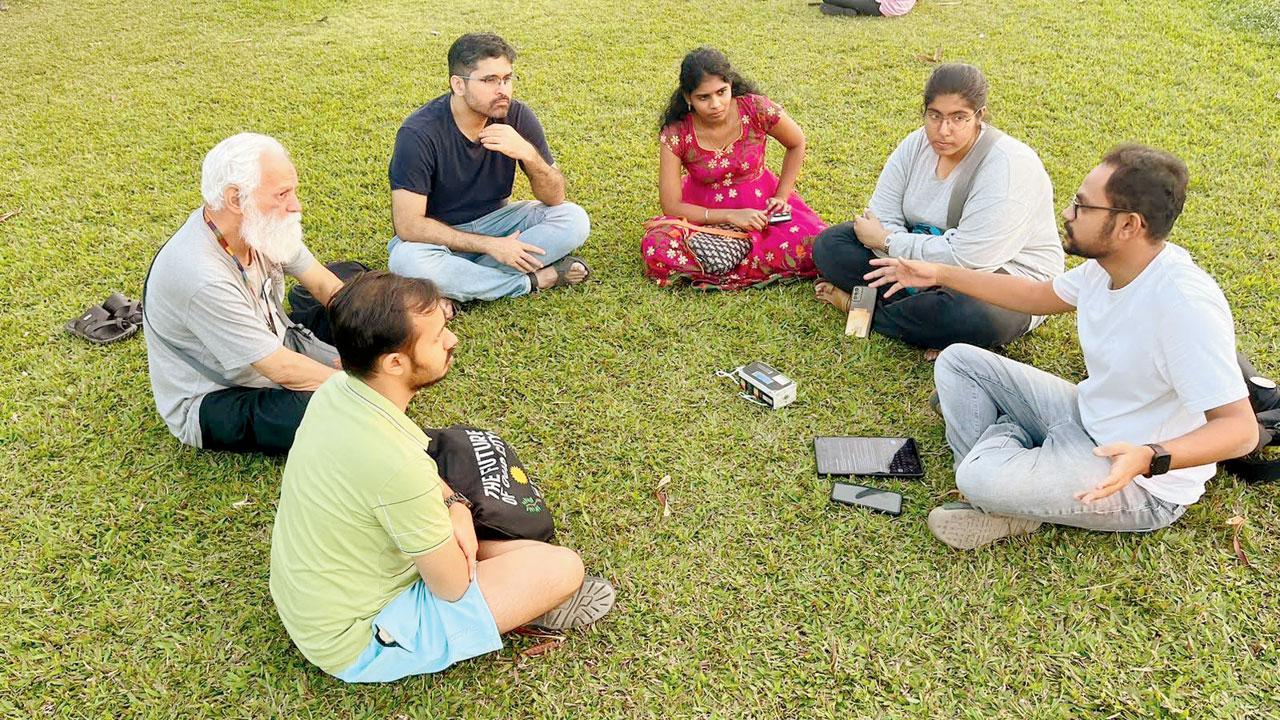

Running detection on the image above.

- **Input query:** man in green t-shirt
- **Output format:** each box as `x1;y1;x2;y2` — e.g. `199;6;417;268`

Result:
269;271;614;683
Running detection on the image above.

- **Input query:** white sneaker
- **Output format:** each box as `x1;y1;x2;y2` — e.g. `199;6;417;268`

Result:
927;502;1042;550
529;575;616;630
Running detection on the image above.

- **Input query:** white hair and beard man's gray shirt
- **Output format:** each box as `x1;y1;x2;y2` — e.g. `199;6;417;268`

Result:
143;208;321;448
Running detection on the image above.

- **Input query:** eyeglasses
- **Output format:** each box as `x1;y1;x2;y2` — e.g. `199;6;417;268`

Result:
1066;198;1137;219
456;73;516;88
923;110;979;128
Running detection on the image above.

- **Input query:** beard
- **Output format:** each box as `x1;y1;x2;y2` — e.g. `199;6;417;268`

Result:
1062;218;1114;260
408;349;453;391
241;199;304;265
465;89;510;120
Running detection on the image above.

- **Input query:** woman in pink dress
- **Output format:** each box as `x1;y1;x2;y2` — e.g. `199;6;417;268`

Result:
640;47;826;290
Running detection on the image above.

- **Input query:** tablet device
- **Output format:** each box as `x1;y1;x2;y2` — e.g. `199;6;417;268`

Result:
814;436;924;478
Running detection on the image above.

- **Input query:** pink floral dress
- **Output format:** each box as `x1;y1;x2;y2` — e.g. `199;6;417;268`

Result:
641;94;826;290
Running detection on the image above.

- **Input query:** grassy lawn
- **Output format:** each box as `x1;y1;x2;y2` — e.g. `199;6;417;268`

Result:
3;0;1279;716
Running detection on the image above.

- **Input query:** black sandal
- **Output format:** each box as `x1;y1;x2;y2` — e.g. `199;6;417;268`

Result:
101;292;143;325
65;304;139;345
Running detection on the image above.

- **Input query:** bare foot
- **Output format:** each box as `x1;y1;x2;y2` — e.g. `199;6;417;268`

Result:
533;260;589;290
814;281;851;313
923;349;941;362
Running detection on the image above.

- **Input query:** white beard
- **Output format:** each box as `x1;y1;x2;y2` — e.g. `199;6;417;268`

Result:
241;200;304;265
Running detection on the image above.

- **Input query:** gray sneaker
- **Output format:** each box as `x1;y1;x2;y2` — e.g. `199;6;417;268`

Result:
927;502;1043;550
530;575;616;631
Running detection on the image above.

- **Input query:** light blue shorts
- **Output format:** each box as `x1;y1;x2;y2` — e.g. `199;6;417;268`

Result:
334;579;502;683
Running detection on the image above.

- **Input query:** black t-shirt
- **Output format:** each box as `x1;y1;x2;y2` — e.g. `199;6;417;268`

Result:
388;93;555;227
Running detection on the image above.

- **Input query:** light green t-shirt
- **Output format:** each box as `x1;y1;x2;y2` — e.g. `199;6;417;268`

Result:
269;372;452;675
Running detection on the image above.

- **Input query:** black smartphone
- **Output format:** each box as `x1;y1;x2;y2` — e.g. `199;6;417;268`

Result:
830;481;902;516
814;436;924;478
768;210;792;224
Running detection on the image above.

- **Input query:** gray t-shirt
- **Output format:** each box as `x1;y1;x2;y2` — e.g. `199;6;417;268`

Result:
868;126;1064;286
143;208;319;447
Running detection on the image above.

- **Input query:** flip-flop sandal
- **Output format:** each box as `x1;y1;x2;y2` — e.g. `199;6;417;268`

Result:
550;255;591;288
101;292;143;326
65;304;139;345
525;255;592;293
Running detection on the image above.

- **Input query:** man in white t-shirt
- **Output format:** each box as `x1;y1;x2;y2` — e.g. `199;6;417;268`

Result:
865;145;1257;550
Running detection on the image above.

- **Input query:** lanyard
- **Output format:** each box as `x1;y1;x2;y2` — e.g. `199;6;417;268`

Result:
203;210;278;335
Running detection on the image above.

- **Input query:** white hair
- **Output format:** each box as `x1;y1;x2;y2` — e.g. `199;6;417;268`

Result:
200;133;288;211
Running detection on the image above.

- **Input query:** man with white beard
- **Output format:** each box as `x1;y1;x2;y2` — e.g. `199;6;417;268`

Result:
143;133;345;454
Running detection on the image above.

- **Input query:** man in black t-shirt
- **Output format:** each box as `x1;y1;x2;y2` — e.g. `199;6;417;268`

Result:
387;33;591;304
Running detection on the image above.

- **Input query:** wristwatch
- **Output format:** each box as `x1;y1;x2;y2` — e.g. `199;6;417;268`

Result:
1143;443;1171;478
444;491;473;510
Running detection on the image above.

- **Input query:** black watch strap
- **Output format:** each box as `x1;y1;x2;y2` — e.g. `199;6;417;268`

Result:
1143;443;1171;478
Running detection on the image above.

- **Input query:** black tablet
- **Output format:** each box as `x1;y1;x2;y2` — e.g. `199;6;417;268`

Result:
814;436;925;478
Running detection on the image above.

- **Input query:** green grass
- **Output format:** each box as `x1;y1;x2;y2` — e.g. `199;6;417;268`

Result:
3;0;1279;717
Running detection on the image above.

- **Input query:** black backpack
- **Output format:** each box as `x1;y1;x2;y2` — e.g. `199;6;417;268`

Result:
425;425;555;542
1223;353;1280;484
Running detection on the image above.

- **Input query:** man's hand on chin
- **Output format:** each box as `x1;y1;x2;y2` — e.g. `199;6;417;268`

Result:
477;124;535;162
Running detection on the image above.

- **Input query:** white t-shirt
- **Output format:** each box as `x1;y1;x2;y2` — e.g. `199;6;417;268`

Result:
1052;243;1246;505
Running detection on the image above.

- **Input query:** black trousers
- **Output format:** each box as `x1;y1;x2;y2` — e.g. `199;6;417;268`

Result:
821;0;883;15
812;222;1032;350
197;263;372;455
199;386;313;455
197;296;338;454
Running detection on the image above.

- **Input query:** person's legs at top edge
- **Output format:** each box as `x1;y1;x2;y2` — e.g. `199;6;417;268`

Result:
927;344;1186;550
820;0;884;16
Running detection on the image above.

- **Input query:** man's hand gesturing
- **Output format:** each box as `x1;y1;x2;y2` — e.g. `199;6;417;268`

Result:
865;257;944;298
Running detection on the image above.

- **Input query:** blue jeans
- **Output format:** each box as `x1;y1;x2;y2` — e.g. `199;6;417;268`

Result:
388;201;590;302
934;344;1186;532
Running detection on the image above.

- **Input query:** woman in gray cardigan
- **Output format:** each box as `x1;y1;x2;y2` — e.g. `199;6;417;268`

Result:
813;64;1063;357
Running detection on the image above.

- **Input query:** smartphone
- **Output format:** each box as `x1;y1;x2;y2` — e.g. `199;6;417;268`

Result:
844;285;876;338
830;481;902;516
768;210;792;224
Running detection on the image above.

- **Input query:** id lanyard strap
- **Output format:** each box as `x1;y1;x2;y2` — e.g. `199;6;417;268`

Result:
204;211;278;335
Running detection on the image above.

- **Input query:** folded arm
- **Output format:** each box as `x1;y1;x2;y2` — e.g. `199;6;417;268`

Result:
251;346;337;391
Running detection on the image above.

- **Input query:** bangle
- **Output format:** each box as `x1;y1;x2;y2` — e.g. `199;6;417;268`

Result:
703;208;709;223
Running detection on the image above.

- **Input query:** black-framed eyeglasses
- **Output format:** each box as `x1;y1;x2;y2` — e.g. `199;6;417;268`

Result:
1066;198;1137;220
456;73;516;88
922;109;979;127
